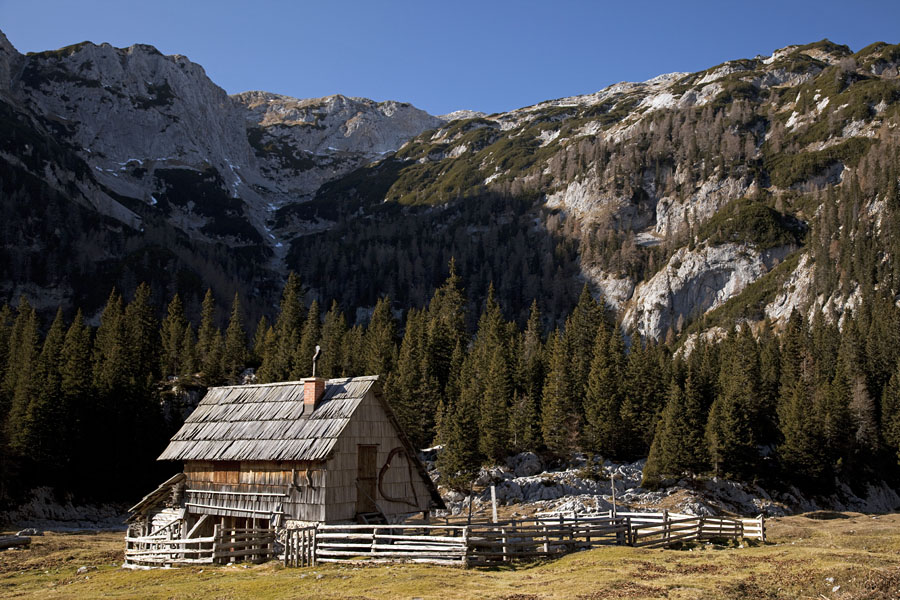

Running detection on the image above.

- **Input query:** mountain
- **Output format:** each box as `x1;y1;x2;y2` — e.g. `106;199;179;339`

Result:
2;32;900;341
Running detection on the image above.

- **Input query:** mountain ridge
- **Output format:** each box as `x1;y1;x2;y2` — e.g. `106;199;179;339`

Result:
1;32;899;341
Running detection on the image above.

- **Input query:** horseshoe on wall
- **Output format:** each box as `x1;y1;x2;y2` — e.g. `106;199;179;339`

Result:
378;447;420;508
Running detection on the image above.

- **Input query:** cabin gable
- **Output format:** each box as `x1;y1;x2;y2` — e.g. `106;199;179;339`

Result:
324;389;437;522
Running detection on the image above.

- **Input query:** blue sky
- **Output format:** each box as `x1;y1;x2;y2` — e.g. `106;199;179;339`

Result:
2;0;898;116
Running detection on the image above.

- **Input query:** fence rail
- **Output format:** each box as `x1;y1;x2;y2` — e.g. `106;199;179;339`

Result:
125;526;275;567
281;511;765;567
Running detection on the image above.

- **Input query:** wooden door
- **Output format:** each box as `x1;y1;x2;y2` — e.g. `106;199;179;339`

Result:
356;445;378;513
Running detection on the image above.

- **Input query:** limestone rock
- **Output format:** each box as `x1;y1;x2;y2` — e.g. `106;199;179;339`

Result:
506;452;543;477
622;243;794;339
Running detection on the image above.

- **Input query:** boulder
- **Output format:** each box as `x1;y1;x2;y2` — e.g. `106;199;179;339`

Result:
506;452;543;477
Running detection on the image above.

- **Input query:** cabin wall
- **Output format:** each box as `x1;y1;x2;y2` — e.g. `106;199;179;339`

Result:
184;460;326;522
324;391;434;522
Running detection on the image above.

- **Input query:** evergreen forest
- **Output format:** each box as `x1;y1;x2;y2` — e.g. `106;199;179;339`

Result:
4;245;900;507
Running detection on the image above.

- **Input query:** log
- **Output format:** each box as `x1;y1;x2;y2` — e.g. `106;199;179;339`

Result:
0;536;30;549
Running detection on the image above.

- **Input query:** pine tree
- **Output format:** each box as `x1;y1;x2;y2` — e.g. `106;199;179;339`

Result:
565;285;605;418
222;293;247;381
92;289;126;395
756;323;782;446
541;331;575;457
511;301;544;451
706;326;760;478
0;303;13;408
124;283;160;389
259;275;305;382
21;308;67;479
2;299;39;429
479;345;511;462
342;325;366;377
291;300;321;379
777;356;828;485
179;325;198;378
386;308;428;447
584;326;624;457
642;373;708;486
59;310;92;488
364;297;397;376
319;300;348;378
203;330;225;384
425;259;467;392
160;294;187;377
197;289;218;365
882;364;900;460
436;391;481;492
250;315;270;368
620;338;667;459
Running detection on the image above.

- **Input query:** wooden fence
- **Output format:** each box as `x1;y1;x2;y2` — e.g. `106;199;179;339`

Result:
125;526;275;567
466;515;628;565
314;524;469;566
283;525;317;567
282;511;765;567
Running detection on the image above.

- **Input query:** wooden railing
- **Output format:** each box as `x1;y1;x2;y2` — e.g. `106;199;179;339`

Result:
281;511;765;568
125;526;275;567
299;524;469;566
466;516;628;565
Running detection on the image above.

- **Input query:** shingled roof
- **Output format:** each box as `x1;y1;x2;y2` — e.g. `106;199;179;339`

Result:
158;376;379;462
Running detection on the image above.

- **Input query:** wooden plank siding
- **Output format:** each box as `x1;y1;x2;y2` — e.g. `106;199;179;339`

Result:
325;390;434;522
184;460;328;522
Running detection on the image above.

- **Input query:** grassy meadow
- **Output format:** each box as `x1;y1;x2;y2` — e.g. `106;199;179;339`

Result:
2;512;900;599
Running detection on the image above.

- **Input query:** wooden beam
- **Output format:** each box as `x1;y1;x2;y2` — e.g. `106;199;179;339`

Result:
186;514;210;539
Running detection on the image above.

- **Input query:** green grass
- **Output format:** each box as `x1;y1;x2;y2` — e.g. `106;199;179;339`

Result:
3;514;900;599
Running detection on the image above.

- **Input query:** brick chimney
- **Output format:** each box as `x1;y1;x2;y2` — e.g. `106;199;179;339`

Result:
303;377;326;409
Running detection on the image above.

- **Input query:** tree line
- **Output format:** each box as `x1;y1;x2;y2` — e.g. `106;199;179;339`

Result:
3;257;900;505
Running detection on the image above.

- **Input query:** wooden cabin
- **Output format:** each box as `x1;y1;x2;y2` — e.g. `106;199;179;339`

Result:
128;375;444;538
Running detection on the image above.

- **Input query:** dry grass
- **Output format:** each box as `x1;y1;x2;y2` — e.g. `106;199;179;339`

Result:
2;513;900;599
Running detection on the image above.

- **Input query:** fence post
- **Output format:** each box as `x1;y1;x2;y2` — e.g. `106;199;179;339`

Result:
663;510;669;545
759;514;766;543
462;526;470;568
491;485;498;524
212;524;220;564
312;525;318;567
626;516;633;546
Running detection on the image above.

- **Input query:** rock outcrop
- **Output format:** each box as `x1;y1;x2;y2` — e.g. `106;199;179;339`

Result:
623;243;795;339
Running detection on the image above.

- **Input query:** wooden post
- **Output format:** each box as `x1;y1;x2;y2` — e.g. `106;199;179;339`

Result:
610;474;617;518
490;485;498;524
462;526;470;568
759;514;766;543
559;515;564;552
501;527;508;562
213;524;220;564
662;510;669;545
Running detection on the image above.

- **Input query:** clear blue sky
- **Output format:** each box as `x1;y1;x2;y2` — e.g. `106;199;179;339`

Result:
2;0;898;116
